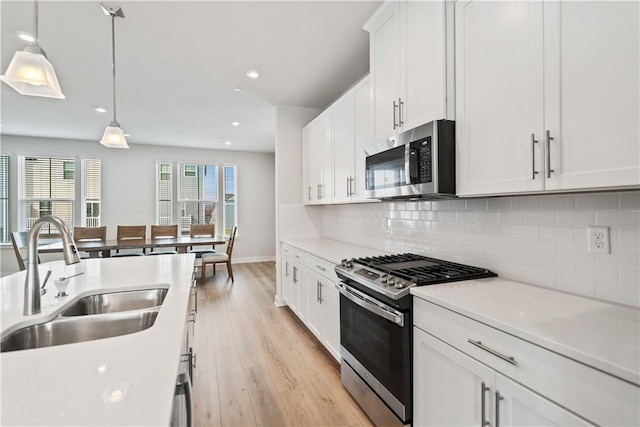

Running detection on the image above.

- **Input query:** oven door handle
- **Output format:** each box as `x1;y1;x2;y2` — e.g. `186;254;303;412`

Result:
336;282;404;327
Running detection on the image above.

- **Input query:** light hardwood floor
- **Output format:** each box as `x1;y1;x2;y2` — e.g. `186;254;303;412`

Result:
193;261;374;427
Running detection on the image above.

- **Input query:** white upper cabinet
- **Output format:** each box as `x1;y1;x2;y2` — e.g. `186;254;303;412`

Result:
353;77;374;200
365;0;452;141
332;90;356;203
456;0;640;196
303;110;332;205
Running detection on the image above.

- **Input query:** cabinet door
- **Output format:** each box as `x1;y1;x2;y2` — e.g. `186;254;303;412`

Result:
367;1;401;140
543;1;640;191
322;278;340;361
302;124;314;204
353;77;373;201
319;109;333;203
306;119;324;204
414;327;495;427
496;373;592;427
305;270;325;340
456;0;545;196
281;256;291;305
333;91;355;202
296;264;308;322
401;0;447;130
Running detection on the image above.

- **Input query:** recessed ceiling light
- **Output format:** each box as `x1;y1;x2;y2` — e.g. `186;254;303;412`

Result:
246;70;260;79
94;106;107;113
225;141;232;145
230;121;240;127
233;87;242;92
16;31;35;43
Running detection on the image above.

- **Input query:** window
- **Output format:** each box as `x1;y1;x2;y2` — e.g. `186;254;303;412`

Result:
223;165;237;237
178;163;217;234
82;159;101;227
156;162;173;225
19;156;102;236
0;155;9;243
156;162;236;236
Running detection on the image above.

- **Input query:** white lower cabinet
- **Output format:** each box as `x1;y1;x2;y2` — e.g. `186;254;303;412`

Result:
414;328;590;427
413;297;638;427
280;243;340;361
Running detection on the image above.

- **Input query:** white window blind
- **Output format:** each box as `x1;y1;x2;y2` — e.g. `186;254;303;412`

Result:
223;165;237;237
156;162;173;225
0;155;9;243
20;156;75;236
178;163;217;234
82;159;101;227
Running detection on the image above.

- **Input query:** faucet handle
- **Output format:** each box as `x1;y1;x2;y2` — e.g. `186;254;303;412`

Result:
40;270;52;295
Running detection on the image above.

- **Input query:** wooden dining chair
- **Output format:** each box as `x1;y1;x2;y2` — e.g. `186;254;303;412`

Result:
148;224;179;255
113;225;147;257
188;223;216;258
73;226;107;259
10;231;38;271
200;226;237;284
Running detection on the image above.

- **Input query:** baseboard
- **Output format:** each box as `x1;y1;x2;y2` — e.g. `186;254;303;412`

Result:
274;295;286;307
233;256;276;264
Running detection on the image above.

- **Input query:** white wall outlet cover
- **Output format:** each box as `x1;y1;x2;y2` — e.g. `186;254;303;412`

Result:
587;226;610;254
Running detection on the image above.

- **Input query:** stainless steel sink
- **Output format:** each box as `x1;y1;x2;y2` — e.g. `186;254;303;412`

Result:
59;288;168;316
1;307;160;352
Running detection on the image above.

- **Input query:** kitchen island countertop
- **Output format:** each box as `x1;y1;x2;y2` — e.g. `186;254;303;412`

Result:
1;254;196;426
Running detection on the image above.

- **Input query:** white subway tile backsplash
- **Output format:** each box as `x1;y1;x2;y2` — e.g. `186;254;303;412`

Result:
540;195;575;210
511;196;541;210
575;193;619;210
557;210;595;227
596;210;640;230
323;191;640;307
525;211;557;226
620;192;640;210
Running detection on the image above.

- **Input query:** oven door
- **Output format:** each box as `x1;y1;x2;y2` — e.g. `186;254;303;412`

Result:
337;282;412;423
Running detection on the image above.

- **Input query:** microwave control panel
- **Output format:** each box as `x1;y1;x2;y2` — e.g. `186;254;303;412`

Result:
410;136;432;183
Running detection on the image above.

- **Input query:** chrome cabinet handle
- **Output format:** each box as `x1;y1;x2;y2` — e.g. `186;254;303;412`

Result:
316;281;320;303
481;382;489;427
495;391;504;427
393;100;398;129
546;130;554;178
348;177;354;197
319;282;323;304
191;288;198;314
346;176;350;197
315;264;326;271
293;266;297;284
308;185;312;201
398;97;404;127
175;372;193;427
531;133;538;179
468;339;517;365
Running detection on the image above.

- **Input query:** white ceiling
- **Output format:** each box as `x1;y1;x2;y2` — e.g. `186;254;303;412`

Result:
0;1;381;153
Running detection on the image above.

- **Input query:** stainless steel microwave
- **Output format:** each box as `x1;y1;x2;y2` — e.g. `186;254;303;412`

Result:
365;120;456;200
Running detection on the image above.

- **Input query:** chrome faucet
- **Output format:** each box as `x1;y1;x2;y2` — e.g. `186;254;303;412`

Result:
24;215;80;315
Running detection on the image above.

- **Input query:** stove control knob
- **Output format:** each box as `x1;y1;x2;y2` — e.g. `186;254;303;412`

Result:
346;259;354;268
380;274;388;284
340;259;348;268
395;280;406;289
387;276;396;285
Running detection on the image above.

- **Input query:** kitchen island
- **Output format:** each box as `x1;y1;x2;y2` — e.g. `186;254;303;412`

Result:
0;254;196;426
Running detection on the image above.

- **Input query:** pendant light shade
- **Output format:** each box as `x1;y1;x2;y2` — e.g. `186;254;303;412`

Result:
99;3;128;149
0;1;65;99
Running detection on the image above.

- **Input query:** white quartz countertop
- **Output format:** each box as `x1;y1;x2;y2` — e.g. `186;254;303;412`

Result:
281;238;388;264
411;278;640;386
0;254;196;426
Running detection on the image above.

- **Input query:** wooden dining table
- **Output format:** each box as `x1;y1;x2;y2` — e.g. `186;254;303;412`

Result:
38;235;226;258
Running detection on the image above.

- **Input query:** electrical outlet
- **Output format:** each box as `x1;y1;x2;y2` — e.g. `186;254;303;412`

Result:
588;226;610;254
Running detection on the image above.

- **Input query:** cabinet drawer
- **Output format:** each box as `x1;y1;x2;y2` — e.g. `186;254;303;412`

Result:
281;244;306;264
305;253;339;282
414;298;639;427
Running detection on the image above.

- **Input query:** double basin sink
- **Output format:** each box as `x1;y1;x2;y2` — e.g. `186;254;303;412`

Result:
1;287;168;353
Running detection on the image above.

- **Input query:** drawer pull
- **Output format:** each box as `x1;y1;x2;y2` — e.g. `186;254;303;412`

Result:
468;339;517;366
315;264;326;271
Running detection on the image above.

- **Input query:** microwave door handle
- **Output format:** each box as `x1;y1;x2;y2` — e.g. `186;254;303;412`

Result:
406;143;419;184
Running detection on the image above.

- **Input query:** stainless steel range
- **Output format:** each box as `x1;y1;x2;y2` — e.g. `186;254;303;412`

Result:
335;253;496;427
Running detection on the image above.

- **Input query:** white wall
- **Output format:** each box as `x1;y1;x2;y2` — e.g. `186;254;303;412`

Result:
274;104;323;305
1;134;275;274
321;191;640;307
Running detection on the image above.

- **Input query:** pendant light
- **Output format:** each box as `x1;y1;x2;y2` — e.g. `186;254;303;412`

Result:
0;0;65;99
100;3;128;149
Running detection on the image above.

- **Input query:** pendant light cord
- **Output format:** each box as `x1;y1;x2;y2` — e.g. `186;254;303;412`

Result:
33;0;39;44
111;14;117;123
